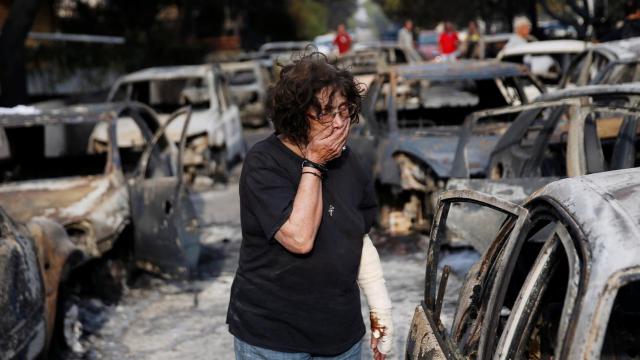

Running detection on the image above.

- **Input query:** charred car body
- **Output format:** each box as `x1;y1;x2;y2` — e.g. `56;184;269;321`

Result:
0;103;200;358
407;167;640;359
350;60;544;235
560;37;640;87
108;65;245;181
449;83;640;212
220;60;272;127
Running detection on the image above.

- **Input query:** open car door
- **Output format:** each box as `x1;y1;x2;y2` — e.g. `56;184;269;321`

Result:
406;190;528;359
130;107;200;278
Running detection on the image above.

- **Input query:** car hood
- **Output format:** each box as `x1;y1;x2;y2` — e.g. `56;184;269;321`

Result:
0;176;112;225
391;129;500;178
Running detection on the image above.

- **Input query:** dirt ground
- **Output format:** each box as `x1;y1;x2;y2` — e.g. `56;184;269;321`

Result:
61;130;477;360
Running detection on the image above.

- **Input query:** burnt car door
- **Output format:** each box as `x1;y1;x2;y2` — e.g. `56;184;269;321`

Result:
129;107;200;278
406;190;528;359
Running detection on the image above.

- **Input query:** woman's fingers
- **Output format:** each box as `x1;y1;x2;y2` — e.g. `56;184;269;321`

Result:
316;122;335;139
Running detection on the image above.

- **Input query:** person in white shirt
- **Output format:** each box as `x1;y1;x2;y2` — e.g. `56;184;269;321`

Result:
505;16;535;49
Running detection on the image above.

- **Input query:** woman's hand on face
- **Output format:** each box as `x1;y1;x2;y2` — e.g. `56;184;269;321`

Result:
304;121;350;165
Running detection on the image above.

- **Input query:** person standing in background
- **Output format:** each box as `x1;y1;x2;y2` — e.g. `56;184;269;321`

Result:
439;22;459;61
333;24;352;55
461;20;484;59
398;19;414;49
505;16;536;49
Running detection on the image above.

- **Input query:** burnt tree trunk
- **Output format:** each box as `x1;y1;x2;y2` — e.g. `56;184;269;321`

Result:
0;0;42;107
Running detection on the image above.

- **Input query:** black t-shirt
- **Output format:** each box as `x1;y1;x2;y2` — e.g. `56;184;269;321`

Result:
227;133;377;355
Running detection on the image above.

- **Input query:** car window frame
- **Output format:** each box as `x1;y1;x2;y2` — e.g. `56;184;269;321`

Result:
495;222;582;359
418;190;529;360
567;105;640;176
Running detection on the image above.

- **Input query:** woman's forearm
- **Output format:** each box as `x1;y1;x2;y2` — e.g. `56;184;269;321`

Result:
274;170;323;254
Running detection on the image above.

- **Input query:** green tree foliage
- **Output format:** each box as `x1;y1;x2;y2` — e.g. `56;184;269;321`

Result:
289;0;328;39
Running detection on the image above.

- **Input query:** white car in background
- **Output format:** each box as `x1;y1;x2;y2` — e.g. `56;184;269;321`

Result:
107;64;245;181
314;33;336;55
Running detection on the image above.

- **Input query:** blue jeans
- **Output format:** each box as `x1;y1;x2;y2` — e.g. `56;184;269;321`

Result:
234;337;362;360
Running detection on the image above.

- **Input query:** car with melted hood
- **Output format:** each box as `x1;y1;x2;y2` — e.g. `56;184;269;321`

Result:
0;103;200;277
108;65;245;182
0;103;201;357
448;82;640;209
407;167;640;359
349;60;544;235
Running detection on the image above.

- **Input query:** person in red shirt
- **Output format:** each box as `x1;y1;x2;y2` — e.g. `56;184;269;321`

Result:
333;24;352;55
439;22;459;61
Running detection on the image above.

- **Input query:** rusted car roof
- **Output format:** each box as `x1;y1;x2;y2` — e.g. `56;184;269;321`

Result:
394;60;529;81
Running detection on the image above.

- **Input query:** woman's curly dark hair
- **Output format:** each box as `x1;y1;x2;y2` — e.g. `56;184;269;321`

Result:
266;51;365;145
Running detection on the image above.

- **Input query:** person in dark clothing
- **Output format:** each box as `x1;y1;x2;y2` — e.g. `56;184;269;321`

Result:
227;52;393;360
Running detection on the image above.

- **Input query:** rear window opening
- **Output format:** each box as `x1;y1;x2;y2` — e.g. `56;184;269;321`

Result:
118;77;210;113
0;124;107;182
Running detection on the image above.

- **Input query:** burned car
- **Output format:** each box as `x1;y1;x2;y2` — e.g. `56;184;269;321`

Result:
407;167;640;359
0;103;200;277
449;83;640;208
560;37;640;87
108;65;245;181
0;103;201;357
220;60;272;127
350;61;544;235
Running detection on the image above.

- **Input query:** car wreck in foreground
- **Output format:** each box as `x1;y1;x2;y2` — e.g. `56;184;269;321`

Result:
350;60;544;235
407;167;640;359
0;103;201;357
